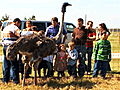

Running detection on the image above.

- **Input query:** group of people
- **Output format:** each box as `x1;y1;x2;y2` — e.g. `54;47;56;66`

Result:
1;17;111;84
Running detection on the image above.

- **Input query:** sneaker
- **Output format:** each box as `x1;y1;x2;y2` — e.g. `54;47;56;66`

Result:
13;81;19;84
25;75;31;78
87;72;91;75
102;77;106;79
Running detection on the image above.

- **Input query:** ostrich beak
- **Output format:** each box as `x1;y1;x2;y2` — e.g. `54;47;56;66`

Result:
67;3;72;6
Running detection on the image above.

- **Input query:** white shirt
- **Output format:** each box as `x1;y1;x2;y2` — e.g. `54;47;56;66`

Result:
43;55;54;63
2;24;19;45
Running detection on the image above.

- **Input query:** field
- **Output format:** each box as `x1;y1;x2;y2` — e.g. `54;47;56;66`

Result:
0;32;120;89
0;62;120;90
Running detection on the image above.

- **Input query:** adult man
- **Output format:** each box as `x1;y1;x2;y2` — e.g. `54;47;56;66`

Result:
72;18;88;78
45;17;67;44
45;17;67;77
2;18;21;84
86;21;96;74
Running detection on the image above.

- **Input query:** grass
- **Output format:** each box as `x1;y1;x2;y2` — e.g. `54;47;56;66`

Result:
0;62;120;90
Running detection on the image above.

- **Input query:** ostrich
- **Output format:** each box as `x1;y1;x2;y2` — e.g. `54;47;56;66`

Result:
6;33;56;86
6;2;71;86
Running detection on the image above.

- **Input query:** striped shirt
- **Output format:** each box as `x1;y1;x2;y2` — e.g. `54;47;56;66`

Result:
86;31;96;47
2;24;20;45
93;39;111;61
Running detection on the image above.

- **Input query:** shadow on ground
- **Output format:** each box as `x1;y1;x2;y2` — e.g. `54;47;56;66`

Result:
36;78;96;89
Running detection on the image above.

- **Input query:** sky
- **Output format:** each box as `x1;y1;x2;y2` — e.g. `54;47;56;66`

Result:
0;0;120;28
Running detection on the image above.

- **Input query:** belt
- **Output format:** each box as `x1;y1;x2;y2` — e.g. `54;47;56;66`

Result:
3;38;17;41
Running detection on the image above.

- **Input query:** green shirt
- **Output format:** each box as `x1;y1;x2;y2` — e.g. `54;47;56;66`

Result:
93;39;111;61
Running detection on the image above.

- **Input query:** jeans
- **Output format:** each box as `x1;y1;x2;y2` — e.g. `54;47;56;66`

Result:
75;45;86;77
2;45;19;83
68;64;77;77
46;61;53;77
92;60;109;78
86;47;93;72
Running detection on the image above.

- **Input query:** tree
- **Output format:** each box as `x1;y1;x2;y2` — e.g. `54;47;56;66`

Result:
24;17;27;20
1;14;9;21
31;15;36;20
24;15;36;20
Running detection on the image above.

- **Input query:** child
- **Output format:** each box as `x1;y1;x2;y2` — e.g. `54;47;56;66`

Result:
67;41;78;78
92;32;111;79
54;44;67;77
43;55;54;77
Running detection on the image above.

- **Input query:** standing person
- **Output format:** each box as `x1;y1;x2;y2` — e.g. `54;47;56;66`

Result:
45;17;67;77
21;20;34;35
96;23;110;41
2;18;21;84
92;32;111;79
54;44;67;77
43;55;54;77
67;41;78;78
20;20;34;78
45;17;67;44
96;23;111;71
72;18;88;78
86;21;96;74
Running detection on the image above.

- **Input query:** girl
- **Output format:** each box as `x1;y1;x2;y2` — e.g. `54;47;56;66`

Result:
54;44;67;77
96;23;110;41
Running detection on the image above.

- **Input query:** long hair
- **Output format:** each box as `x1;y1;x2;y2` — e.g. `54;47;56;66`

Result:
99;23;111;35
99;23;109;32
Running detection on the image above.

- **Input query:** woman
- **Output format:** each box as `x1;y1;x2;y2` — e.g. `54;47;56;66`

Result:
96;23;110;41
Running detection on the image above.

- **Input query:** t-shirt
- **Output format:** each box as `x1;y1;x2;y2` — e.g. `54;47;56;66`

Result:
72;26;88;45
2;24;19;45
86;30;96;47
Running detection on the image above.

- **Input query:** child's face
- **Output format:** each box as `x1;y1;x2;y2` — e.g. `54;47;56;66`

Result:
61;45;66;51
68;44;74;50
101;33;107;40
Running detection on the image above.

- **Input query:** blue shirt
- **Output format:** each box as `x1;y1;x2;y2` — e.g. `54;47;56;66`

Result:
67;48;78;66
45;24;67;38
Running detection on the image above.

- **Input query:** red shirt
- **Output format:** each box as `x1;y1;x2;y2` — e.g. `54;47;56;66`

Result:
86;32;96;47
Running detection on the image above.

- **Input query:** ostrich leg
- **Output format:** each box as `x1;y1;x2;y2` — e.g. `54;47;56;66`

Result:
22;62;29;86
33;62;38;85
33;59;42;85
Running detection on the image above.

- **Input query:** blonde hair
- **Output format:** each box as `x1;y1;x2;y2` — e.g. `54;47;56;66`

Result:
68;41;75;46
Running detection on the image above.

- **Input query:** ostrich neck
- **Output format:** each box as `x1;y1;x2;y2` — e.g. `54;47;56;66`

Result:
11;42;21;54
57;13;65;36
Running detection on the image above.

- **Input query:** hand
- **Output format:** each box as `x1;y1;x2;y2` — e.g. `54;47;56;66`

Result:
67;55;71;59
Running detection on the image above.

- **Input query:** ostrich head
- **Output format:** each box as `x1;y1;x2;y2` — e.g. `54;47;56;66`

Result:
6;42;19;60
61;2;72;12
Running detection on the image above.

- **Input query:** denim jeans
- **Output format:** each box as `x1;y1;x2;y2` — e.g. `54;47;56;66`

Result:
46;61;53;77
68;64;77;77
92;60;109;78
75;45;86;77
2;45;19;83
86;47;93;72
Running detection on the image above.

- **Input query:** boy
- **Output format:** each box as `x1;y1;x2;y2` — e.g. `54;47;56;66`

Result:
67;41;78;78
92;32;111;79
